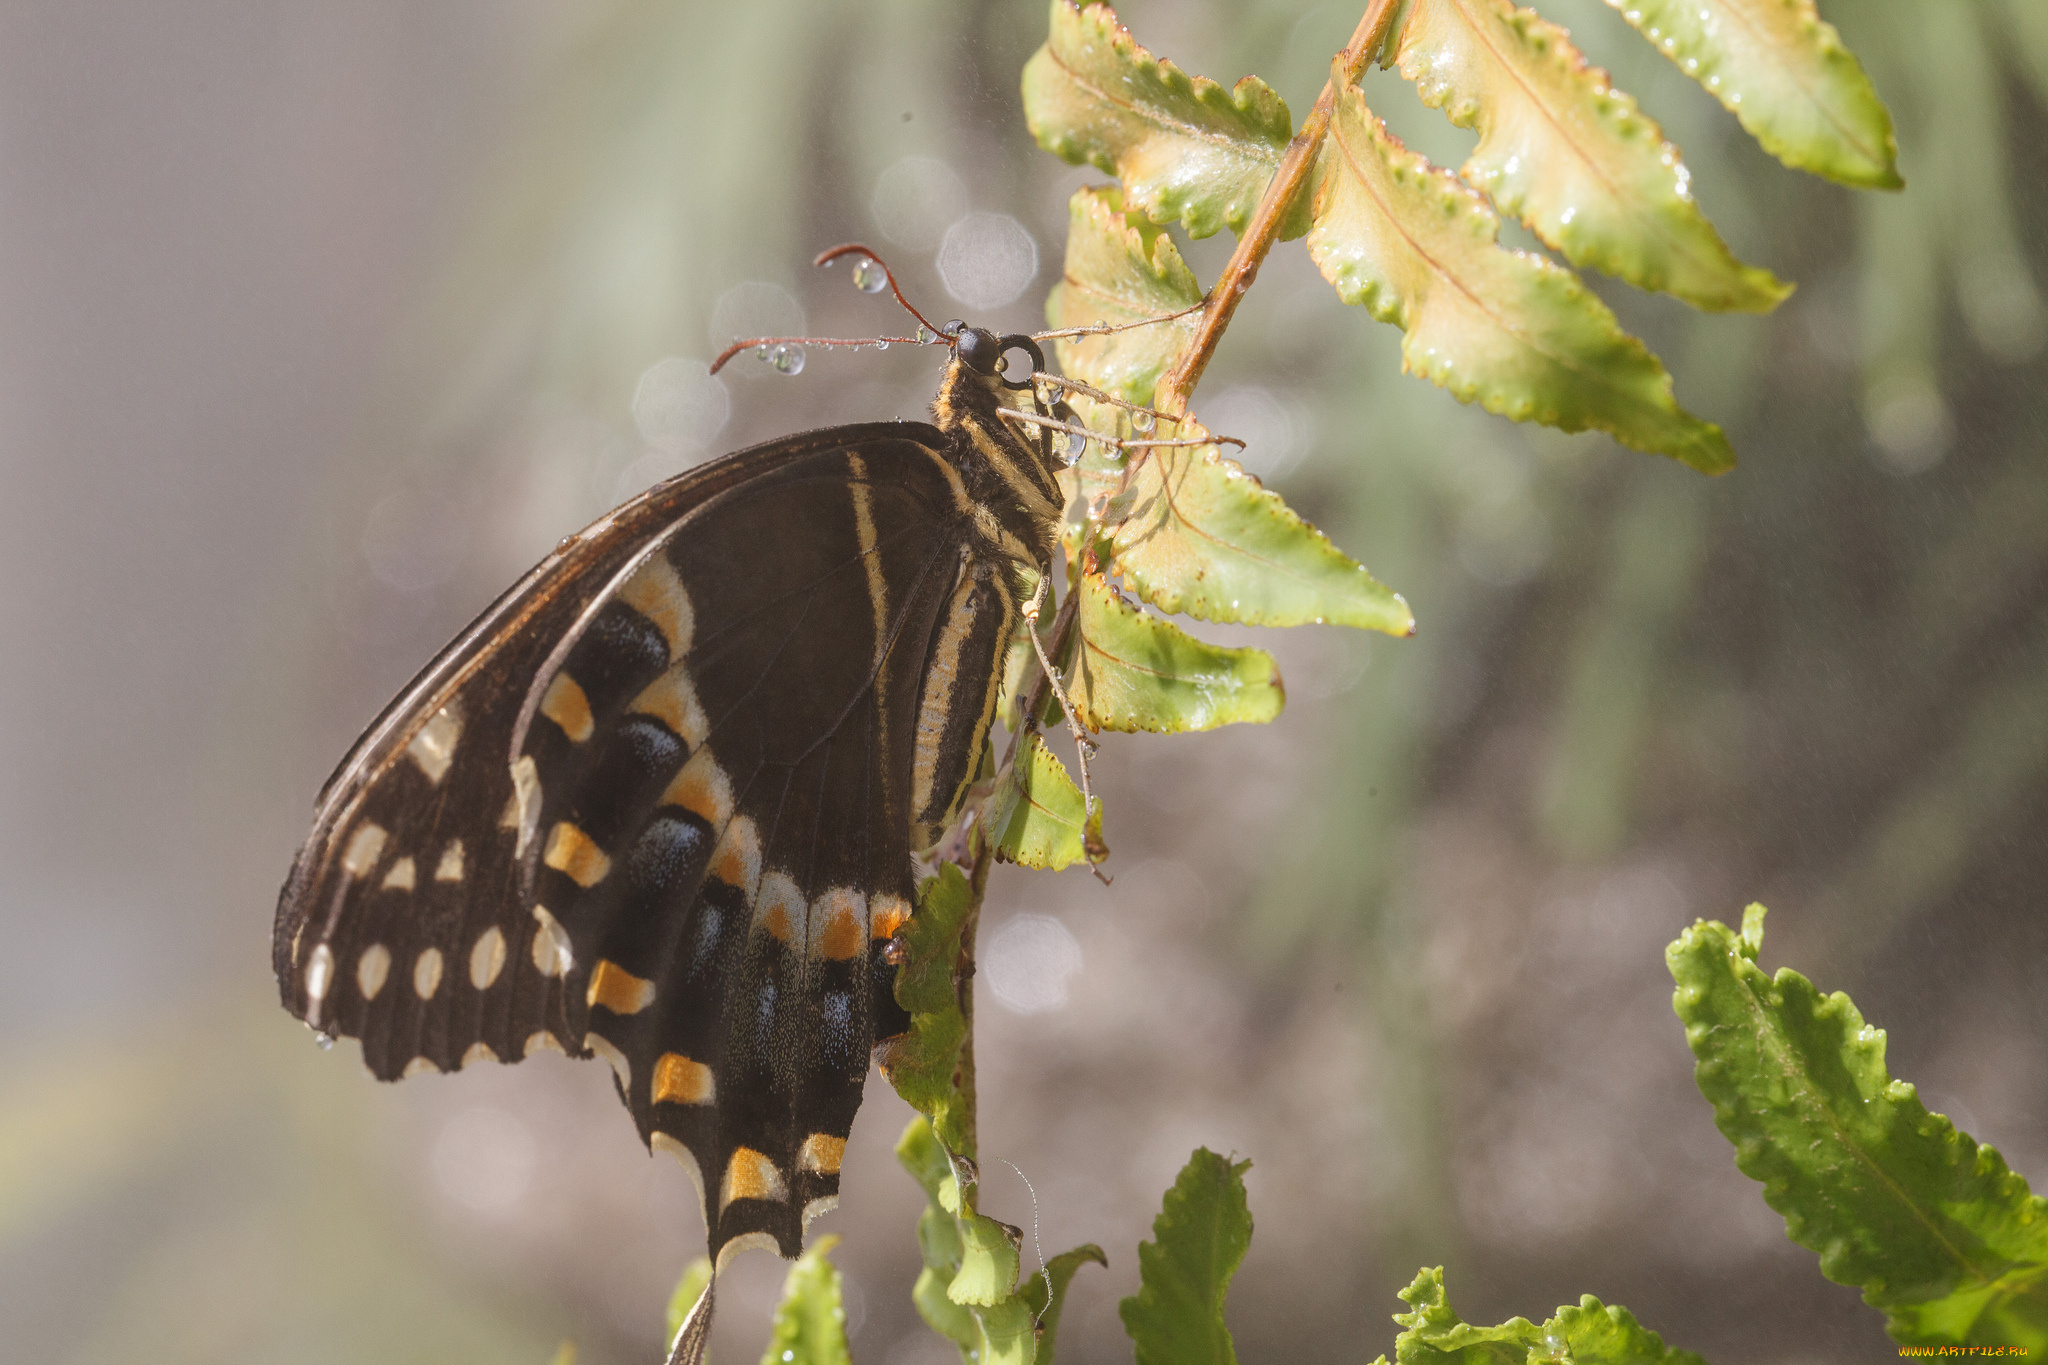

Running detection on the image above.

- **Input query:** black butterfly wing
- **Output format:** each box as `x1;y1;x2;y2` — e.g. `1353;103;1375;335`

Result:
276;420;1018;1261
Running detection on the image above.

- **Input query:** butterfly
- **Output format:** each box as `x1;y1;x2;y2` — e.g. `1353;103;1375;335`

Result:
271;246;1215;1359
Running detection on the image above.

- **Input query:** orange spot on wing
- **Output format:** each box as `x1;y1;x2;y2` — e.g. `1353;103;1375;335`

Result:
708;815;759;895
662;750;732;826
543;822;612;887
755;871;802;945
871;893;912;940
618;555;694;655
631;669;708;748
653;1052;716;1105
721;1147;788;1207
586;959;656;1014
540;673;595;742
814;888;863;961
798;1133;847;1175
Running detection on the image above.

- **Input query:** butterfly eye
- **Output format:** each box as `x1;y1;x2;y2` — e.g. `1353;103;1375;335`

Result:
956;327;1003;375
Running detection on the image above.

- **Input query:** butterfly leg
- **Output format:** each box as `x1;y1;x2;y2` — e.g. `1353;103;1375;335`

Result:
1019;570;1099;826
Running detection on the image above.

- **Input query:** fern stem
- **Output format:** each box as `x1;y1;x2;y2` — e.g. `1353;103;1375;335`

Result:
957;580;1082;1183
1155;0;1402;415
954;832;992;1197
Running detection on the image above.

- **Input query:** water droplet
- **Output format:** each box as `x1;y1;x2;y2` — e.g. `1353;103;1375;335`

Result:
942;319;966;336
1130;409;1156;435
315;1032;335;1051
782;1352;796;1363
851;256;887;293
915;325;938;344
1062;429;1087;461
873;339;889;351
767;343;805;375
753;343;770;360
1034;380;1055;406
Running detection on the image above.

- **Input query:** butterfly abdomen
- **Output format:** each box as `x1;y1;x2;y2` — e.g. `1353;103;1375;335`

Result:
909;553;1019;850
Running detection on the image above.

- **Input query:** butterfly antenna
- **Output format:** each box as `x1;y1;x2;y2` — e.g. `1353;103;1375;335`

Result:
707;243;946;375
708;329;929;375
814;242;947;337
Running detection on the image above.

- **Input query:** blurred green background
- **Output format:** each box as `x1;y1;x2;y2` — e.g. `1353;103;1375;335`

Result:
3;2;2044;1362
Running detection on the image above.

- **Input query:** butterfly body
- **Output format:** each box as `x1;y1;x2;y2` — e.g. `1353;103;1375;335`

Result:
275;341;1063;1265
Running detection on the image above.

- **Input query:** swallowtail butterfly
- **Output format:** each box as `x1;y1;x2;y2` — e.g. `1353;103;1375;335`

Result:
272;248;1188;1358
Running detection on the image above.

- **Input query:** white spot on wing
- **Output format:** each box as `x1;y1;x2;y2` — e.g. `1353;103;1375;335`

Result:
585;1031;631;1088
524;1030;566;1057
436;839;465;882
342;824;388;878
470;926;507;989
305;944;335;1003
531;905;573;977
510;757;542;857
716;1231;782;1271
380;856;416;891
357;944;391;1000
414;947;444;999
407;703;462;783
652;1132;706;1211
403;1056;440;1078
460;1041;499;1069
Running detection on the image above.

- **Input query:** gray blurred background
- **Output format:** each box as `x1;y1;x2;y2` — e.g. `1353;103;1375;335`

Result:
4;2;2044;1362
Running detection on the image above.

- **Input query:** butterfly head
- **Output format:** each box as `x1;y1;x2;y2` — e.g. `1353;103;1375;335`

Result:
951;326;1042;391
